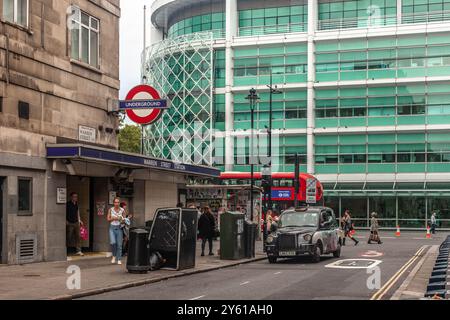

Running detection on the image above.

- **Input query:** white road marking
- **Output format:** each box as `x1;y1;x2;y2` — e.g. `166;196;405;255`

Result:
240;281;250;286
361;251;384;258
190;295;205;300
371;246;427;300
325;259;383;269
274;272;282;275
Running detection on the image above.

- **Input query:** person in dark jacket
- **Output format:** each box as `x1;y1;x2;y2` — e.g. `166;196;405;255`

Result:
198;206;216;256
342;210;359;246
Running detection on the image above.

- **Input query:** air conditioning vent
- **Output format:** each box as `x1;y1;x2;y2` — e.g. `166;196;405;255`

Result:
16;234;37;264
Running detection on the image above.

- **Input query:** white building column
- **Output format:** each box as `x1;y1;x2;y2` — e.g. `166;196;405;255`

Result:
225;0;238;172
397;0;403;25
307;0;318;175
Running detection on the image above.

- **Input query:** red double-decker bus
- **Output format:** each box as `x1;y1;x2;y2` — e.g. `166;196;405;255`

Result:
220;172;324;213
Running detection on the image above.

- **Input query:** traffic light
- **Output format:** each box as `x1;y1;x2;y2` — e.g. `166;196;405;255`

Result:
261;177;271;195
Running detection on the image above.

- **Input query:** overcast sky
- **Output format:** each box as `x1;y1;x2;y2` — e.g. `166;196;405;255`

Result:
119;0;154;99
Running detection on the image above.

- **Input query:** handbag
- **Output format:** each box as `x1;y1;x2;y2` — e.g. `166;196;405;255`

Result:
80;225;88;241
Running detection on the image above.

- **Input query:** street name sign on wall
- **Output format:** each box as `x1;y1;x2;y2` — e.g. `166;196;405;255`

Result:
121;85;168;125
79;125;96;143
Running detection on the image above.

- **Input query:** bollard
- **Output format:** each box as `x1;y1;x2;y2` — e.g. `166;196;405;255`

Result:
429;275;447;283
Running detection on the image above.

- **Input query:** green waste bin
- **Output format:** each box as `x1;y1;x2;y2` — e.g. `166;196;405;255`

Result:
220;211;246;260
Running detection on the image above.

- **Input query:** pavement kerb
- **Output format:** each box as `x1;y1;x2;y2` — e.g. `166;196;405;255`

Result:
50;256;267;300
391;245;436;300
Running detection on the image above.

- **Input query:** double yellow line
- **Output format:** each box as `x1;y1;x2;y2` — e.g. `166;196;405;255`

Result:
371;245;428;300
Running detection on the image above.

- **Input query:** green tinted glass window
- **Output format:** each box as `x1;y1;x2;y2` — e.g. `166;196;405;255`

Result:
238;4;308;36
168;12;225;38
319;0;397;30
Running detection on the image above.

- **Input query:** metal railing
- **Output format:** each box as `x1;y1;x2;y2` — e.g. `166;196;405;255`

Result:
318;15;397;31
167;28;225;40
238;23;307;37
318;11;450;31
402;10;450;24
164;11;450;40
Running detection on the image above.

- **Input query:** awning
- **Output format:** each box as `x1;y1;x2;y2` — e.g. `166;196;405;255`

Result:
46;144;220;178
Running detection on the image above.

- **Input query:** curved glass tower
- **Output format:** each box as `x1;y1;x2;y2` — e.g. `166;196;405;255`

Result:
144;0;450;229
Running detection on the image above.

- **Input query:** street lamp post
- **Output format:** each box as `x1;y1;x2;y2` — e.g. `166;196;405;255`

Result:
267;71;282;213
246;88;259;222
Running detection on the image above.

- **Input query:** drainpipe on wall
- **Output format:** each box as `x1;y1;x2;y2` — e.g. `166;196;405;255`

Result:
5;34;10;85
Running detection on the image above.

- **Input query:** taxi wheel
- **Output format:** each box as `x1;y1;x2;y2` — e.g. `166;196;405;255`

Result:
268;257;278;264
311;245;321;263
333;244;341;258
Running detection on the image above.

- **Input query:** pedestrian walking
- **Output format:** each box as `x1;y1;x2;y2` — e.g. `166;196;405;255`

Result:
368;212;382;244
187;202;197;209
266;211;274;233
342;210;359;246
107;197;125;265
430;212;437;234
66;192;84;256
120;202;132;257
198;206;216;256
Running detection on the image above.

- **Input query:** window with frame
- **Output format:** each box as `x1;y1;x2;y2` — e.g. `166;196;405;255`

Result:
70;6;100;68
18;178;32;215
3;0;29;27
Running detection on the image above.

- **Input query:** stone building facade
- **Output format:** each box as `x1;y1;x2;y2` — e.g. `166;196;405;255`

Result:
0;0;121;264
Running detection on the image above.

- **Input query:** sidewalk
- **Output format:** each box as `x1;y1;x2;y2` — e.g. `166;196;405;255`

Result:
0;241;266;300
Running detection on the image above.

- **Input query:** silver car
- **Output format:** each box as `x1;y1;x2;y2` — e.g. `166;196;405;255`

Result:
265;207;343;263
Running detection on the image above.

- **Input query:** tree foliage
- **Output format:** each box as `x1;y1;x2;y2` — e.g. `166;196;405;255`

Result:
119;124;142;154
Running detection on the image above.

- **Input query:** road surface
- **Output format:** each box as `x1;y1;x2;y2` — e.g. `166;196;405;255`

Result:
83;231;447;300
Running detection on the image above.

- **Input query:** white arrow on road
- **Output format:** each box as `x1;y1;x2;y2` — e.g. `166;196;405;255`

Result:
361;251;384;258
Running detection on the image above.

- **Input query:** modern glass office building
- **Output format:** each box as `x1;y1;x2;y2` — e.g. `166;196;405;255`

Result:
143;0;450;229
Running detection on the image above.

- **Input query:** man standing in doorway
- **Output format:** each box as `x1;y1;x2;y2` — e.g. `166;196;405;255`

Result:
431;212;438;235
66;192;84;256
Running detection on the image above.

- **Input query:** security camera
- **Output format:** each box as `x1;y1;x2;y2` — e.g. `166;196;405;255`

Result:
62;159;76;176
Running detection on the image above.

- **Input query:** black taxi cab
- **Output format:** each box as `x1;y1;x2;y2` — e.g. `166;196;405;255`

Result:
266;206;343;263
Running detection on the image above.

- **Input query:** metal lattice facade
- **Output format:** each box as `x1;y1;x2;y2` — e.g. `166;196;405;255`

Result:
142;32;214;165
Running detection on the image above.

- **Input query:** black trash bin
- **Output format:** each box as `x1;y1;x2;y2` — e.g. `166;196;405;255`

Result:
244;222;257;258
126;228;150;274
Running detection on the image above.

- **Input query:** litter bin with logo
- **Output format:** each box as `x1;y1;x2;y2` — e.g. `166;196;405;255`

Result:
126;228;150;274
148;208;198;271
220;211;246;260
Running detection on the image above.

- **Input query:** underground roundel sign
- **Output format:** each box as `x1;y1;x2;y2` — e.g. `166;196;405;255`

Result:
123;85;167;125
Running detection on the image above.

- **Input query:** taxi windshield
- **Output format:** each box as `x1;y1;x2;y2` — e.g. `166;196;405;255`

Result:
279;212;319;228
